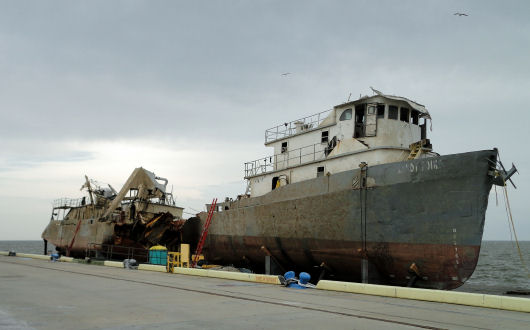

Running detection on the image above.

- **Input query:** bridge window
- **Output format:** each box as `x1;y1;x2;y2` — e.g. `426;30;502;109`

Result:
377;104;385;118
400;107;409;122
411;110;419;125
388;106;398;120
321;131;329;143
281;142;287;153
339;109;352;121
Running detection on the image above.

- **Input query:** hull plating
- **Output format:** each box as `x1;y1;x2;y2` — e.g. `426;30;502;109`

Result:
201;150;496;290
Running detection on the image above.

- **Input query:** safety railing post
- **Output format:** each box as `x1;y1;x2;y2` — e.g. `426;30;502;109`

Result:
299;149;301;165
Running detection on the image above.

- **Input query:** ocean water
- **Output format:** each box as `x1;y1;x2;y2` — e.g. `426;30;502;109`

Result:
0;240;57;255
1;240;528;296
456;241;530;296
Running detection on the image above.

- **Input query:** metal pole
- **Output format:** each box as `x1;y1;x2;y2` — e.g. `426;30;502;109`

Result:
360;163;369;284
361;259;368;283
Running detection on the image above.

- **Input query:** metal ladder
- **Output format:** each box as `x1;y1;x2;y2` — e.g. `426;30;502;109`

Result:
66;220;83;257
408;142;422;160
192;198;217;267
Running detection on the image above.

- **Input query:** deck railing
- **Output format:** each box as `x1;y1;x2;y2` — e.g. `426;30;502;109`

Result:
53;197;87;209
264;109;334;143
86;243;150;262
245;142;329;177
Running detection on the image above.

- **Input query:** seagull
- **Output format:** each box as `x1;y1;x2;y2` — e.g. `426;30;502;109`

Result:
454;12;469;16
281;72;292;76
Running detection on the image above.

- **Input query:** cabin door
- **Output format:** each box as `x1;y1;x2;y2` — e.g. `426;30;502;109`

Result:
364;103;377;137
354;104;366;138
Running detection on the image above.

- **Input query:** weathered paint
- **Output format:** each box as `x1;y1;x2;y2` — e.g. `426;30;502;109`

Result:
42;217;115;256
200;149;496;290
41;168;185;257
250;94;428;197
248;147;409;197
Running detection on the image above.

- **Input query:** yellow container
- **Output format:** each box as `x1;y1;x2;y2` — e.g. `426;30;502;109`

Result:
149;245;167;251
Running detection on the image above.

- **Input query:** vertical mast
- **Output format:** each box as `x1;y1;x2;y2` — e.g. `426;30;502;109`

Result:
84;175;94;205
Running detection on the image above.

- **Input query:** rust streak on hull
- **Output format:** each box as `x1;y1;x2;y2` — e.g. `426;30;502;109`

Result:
198;150;497;290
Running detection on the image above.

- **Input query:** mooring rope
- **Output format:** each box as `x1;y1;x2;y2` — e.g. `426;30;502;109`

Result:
502;184;530;278
499;184;514;245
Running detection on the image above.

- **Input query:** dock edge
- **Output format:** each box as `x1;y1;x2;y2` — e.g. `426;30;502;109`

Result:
2;252;527;313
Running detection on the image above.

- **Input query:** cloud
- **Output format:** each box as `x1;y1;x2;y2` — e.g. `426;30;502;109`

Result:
0;1;529;240
0;137;254;238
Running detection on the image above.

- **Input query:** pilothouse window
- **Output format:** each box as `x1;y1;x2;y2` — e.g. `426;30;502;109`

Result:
388;106;398;120
339;109;352;121
411;110;419;125
400;107;409;122
377;104;385;118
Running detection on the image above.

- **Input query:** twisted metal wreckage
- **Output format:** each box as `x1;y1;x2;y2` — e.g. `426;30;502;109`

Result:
42;168;200;259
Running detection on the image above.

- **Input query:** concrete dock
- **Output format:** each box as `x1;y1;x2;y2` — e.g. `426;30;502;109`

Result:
1;256;529;329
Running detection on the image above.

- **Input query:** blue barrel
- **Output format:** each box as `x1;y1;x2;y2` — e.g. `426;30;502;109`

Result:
299;272;311;284
284;271;296;280
149;246;167;265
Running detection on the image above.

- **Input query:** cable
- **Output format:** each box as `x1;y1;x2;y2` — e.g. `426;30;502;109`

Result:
502;184;530;278
500;183;514;246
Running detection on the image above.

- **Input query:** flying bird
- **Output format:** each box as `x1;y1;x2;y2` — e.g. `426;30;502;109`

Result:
454;12;469;16
281;72;292;76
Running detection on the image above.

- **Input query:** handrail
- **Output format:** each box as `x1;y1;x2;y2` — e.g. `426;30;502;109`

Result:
264;109;334;143
86;242;149;261
245;142;329;177
53;197;87;209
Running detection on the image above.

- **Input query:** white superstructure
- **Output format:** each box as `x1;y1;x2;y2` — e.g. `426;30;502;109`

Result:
245;89;435;197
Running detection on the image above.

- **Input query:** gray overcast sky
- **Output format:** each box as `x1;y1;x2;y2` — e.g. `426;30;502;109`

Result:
0;0;529;240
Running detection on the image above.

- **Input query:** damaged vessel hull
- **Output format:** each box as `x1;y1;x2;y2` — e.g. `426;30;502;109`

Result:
41;168;188;259
41;212;185;258
201;149;496;290
42;220;117;258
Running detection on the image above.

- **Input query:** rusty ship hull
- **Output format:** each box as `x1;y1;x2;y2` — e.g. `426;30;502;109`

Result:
43;218;115;257
41;212;186;259
200;149;497;290
41;168;191;260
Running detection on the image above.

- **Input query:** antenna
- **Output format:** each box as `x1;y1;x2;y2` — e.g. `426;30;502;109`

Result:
188;207;201;213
